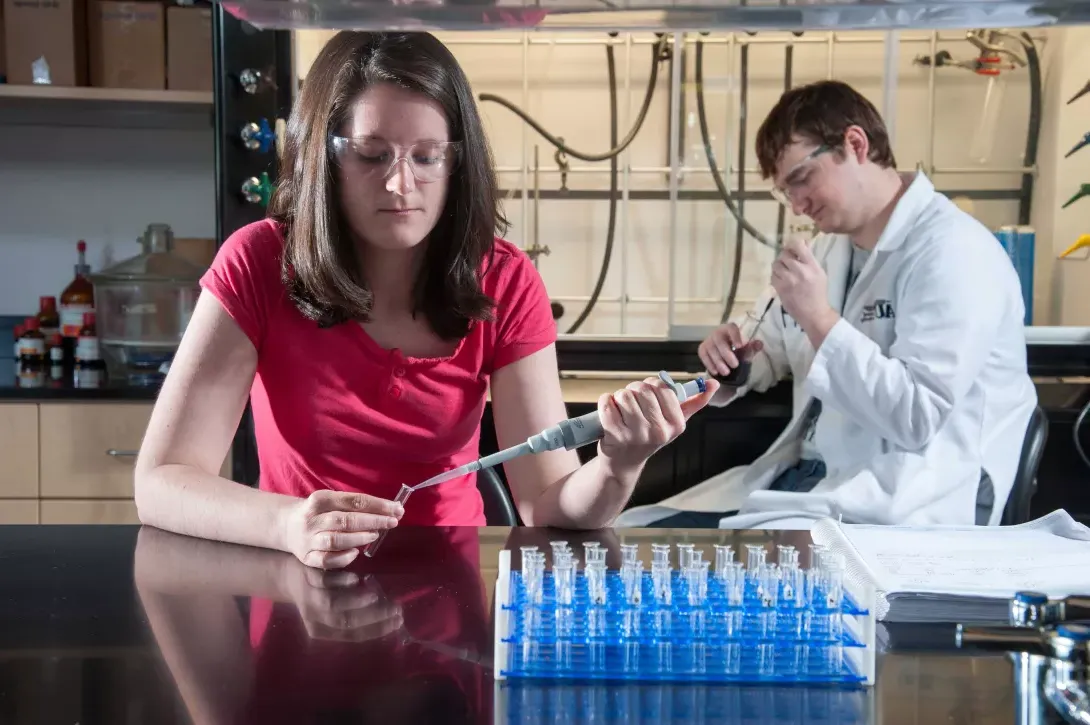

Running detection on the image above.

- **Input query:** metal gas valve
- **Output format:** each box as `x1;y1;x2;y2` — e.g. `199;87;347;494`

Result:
241;172;275;207
240;118;276;153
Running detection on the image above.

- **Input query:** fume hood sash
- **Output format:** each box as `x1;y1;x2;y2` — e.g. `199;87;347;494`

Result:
220;0;1090;33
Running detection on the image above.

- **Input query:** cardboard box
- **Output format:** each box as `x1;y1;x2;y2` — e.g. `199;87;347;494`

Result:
0;2;6;82
166;5;210;92
88;0;164;89
3;0;88;86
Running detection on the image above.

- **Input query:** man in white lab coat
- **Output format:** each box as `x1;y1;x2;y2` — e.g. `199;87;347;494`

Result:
616;80;1037;530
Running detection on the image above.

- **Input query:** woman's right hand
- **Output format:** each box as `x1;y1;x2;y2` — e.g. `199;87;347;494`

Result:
698;322;763;378
281;490;404;569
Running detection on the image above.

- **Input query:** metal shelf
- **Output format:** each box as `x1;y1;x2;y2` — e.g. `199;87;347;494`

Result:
220;0;1090;33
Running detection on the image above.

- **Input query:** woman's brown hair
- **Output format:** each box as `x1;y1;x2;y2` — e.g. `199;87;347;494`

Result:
268;31;507;339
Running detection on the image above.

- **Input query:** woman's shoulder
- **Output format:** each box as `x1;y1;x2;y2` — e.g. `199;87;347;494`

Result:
482;237;544;296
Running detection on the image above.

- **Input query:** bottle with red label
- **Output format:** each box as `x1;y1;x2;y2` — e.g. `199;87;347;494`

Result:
75;311;104;387
60;240;95;339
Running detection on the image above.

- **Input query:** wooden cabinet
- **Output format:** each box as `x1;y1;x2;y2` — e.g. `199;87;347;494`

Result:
40;403;153;499
0;400;232;525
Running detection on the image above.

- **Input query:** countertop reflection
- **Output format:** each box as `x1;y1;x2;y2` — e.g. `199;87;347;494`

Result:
0;524;1033;724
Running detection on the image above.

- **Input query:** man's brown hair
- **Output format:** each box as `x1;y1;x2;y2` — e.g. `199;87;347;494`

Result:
755;80;897;180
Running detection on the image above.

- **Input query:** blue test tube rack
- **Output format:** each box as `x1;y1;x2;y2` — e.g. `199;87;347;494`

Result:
493;540;877;686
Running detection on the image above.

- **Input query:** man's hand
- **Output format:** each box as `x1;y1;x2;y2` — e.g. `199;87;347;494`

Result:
771;236;839;346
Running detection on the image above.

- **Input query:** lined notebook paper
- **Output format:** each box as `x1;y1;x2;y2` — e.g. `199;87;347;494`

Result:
810;510;1090;623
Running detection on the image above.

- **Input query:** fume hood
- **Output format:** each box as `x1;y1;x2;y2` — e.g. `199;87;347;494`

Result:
219;0;1089;33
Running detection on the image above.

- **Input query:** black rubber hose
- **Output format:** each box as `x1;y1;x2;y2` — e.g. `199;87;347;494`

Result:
564;40;621;335
1018;33;1041;226
775;42;794;244
478;37;667;162
694;38;777;252
722;41;749;323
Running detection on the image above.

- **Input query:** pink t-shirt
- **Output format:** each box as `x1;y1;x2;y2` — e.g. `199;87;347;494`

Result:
199;219;557;526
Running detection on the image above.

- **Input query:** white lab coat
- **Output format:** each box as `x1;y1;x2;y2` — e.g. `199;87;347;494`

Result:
617;172;1038;530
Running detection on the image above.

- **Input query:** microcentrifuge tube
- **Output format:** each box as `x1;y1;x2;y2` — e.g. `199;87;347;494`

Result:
361;484;414;558
723;562;745;606
808;543;827;568
757;564;781;608
651;543;670;567
745;544;766;572
520;546;539;573
781;565;806;608
677;543;695;570
652;562;672;605
686;560;710;606
622;561;643;605
821;551;845;609
583;541;601;564
554;561;575;605
587;561;608;605
777;545;799;570
714;545;735;579
620;543;639;566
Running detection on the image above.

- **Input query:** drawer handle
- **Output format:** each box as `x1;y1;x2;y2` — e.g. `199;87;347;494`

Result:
106;449;139;458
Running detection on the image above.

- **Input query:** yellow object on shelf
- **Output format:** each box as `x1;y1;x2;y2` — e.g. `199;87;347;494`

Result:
1059;234;1090;259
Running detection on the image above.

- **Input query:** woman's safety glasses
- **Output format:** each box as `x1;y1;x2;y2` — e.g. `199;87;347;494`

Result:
329;135;462;183
770;144;831;207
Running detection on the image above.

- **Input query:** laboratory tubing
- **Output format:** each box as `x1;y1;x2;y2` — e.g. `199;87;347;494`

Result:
714;545;735;580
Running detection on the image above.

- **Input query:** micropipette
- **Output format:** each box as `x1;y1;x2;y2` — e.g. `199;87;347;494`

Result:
362;371;708;558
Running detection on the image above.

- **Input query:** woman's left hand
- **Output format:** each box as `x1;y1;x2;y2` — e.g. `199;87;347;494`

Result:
597;376;720;470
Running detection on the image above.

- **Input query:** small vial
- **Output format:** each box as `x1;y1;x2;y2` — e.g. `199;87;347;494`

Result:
620;543;640;566
745;544;766;572
677;543;695;570
757;564;781;608
587;561;608;605
686;560;710;606
808;543;828;569
583;541;602;564
550;540;570;563
820;551;845;609
554;561;575;605
723;562;745;606
520;546;539;573
714;545;735;579
781;565;806;608
651;543;671;567
622;560;644;605
777;545;799;571
652;561;672;605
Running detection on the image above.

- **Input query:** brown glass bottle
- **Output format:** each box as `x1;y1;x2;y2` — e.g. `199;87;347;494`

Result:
60;240;95;339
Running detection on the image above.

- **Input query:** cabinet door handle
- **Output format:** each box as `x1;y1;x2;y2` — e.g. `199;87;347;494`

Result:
106;449;139;458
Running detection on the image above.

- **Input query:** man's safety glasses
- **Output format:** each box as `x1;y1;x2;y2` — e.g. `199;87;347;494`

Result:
770;145;831;207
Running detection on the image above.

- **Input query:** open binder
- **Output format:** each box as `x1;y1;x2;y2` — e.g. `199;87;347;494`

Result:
809;510;1090;623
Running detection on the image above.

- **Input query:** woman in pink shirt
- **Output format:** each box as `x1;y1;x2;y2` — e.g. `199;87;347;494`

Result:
134;30;718;570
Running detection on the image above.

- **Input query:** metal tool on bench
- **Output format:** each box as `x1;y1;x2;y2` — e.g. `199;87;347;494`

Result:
956;591;1090;725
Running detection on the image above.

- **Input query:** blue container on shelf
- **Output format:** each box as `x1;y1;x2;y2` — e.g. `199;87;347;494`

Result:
994;225;1035;325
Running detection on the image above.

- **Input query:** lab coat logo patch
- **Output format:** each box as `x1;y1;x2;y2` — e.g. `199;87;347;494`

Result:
861;299;895;323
